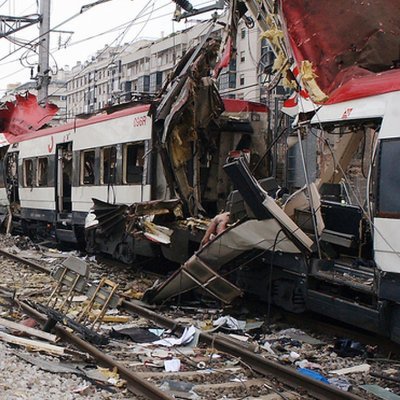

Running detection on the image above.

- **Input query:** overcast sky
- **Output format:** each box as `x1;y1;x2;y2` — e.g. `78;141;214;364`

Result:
0;0;218;94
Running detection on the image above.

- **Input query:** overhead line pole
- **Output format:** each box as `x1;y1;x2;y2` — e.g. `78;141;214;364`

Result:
37;0;51;104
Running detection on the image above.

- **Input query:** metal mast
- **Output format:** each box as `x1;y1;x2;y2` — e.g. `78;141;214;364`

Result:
37;0;51;104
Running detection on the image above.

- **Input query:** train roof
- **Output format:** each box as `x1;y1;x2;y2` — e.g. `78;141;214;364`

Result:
0;98;268;147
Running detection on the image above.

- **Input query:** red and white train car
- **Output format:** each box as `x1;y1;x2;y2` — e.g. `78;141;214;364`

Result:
0;99;268;259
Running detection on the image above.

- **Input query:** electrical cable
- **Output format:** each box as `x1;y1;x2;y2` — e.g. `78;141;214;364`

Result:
0;0;216;95
42;0;156;105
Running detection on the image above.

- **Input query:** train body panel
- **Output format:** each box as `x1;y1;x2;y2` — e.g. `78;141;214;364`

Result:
19;187;55;211
72;184;151;213
72;111;151;151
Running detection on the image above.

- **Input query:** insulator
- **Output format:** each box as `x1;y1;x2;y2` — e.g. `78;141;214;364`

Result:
172;0;193;12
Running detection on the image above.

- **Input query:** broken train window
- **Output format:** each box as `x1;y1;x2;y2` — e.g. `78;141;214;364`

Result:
80;149;95;185
23;159;34;187
37;157;48;187
101;146;117;185
123;142;144;184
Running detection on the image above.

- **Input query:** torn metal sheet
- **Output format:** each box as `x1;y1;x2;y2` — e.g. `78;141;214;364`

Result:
281;0;400;98
151;35;224;216
223;158;313;253
143;221;174;245
144;215;310;304
85;198;128;235
144;158;314;304
0;92;58;141
130;199;182;218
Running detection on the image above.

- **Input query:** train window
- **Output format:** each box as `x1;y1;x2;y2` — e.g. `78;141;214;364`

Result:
23;159;34;187
101;146;117;185
37;157;48;186
376;138;400;217
80;150;95;185
123;142;144;184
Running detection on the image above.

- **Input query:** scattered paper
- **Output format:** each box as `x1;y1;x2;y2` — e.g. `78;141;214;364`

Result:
164;358;181;372
153;325;196;347
213;316;246;331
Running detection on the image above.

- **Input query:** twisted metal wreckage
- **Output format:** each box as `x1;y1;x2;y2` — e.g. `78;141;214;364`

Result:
143;0;400;312
3;1;400;334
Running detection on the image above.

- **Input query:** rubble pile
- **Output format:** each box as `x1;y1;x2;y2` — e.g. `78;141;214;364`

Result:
0;236;399;399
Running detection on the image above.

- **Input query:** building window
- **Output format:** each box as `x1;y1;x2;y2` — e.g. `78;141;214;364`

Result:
240;74;245;86
80;150;95;185
241;29;246;39
240;51;245;63
123;142;144;184
101;146;117;184
23;159;34;187
219;72;237;90
37;157;48;187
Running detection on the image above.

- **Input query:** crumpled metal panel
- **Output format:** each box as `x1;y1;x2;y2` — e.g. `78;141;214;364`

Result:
145;254;242;304
280;0;400;99
143;215;308;304
151;35;224;216
0;92;58;137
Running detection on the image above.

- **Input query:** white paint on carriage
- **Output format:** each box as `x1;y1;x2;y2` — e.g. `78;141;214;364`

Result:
73;112;151;151
19;187;55;210
72;184;151;213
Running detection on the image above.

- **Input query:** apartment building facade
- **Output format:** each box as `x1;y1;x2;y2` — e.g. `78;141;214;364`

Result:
2;18;277;122
63;19;276;120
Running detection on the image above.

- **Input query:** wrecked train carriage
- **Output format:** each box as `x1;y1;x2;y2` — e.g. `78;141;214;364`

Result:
0;97;269;264
142;0;400;342
146;75;400;344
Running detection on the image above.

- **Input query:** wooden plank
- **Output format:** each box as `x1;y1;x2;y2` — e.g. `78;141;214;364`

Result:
0;317;57;343
0;331;65;355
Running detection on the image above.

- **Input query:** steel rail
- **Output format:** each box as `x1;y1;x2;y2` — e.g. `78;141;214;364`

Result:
0;248;363;400
14;299;174;400
0;250;173;400
0;248;52;274
121;299;363;400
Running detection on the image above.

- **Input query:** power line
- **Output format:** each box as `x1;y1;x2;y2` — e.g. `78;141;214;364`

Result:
44;0;157;105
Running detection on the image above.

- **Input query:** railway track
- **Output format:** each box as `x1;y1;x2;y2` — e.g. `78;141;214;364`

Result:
0;243;395;399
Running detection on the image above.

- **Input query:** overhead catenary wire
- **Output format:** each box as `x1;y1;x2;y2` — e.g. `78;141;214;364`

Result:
0;0;214;73
0;1;173;85
43;0;157;107
0;0;220;98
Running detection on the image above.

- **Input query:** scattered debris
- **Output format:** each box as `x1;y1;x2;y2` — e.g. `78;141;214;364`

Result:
110;327;160;343
0;316;57;342
297;368;329;384
361;384;400;400
329;364;371;375
0;331;65;355
153;325;196;347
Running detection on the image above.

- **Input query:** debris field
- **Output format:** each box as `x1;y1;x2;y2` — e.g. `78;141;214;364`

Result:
0;234;399;400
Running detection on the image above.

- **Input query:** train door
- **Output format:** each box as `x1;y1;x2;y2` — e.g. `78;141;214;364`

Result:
5;151;19;206
56;143;72;215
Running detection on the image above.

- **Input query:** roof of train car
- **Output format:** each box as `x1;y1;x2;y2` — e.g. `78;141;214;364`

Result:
0;99;268;147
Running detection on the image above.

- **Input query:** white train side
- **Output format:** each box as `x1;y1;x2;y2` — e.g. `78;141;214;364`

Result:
0;100;269;260
0;104;152;243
